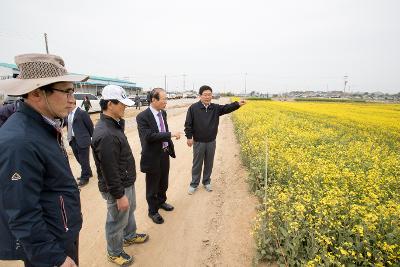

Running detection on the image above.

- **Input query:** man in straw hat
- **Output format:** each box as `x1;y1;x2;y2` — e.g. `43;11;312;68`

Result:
0;53;88;267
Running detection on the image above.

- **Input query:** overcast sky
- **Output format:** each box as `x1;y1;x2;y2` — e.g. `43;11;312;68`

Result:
1;0;399;93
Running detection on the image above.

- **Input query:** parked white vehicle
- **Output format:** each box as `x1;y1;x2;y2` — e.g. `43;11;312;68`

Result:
73;93;101;113
167;93;176;99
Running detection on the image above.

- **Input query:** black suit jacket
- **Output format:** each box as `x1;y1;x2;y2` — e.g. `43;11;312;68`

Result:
136;108;176;173
66;108;94;148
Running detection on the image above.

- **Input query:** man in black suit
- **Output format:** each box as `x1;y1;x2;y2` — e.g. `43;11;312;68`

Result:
67;99;94;187
136;88;181;224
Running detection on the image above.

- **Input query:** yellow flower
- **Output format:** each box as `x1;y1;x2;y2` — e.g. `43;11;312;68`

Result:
233;99;400;264
340;248;349;256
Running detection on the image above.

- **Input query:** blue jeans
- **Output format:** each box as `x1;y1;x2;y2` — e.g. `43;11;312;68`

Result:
101;185;137;256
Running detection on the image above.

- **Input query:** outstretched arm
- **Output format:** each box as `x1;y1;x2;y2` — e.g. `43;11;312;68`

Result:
136;114;173;143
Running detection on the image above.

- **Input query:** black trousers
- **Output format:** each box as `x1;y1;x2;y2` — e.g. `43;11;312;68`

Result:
70;138;92;180
24;237;79;267
145;151;170;214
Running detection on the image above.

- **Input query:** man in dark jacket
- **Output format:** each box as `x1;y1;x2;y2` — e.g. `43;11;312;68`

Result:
81;96;92;112
184;85;246;195
134;93;141;110
136;88;181;224
0;99;21;127
66;99;94;187
0;53;89;266
92;85;148;266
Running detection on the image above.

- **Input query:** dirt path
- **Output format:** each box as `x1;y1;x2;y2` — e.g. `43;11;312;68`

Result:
1;98;258;267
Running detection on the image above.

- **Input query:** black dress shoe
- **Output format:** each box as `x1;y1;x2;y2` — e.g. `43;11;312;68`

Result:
148;213;164;224
78;179;89;187
160;203;174;211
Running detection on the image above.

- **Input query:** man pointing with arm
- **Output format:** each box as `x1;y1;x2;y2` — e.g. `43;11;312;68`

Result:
137;88;181;224
185;85;246;195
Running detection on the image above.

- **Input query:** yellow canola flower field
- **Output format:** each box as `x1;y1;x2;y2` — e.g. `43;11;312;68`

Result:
232;100;400;266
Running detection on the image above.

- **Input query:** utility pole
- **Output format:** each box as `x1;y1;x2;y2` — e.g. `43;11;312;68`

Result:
44;33;49;54
344;75;348;93
244;72;247;95
182;74;186;91
164;75;167;91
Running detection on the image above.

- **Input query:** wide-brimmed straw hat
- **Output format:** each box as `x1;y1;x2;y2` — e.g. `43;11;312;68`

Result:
0;53;89;96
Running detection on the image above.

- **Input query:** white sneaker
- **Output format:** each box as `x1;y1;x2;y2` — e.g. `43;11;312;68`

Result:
188;186;197;195
204;184;213;192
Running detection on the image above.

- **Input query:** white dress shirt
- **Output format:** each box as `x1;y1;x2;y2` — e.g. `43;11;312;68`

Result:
68;107;79;138
149;105;163;132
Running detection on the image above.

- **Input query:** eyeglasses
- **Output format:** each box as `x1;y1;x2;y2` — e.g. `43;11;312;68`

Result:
50;88;75;97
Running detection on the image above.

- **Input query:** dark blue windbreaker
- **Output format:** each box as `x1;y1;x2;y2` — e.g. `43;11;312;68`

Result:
0;102;82;266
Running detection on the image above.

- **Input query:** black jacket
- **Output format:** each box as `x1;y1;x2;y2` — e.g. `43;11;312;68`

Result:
0;100;21;127
184;101;240;142
91;114;136;199
81;99;92;110
0;102;82;266
65;107;94;148
136;108;176;173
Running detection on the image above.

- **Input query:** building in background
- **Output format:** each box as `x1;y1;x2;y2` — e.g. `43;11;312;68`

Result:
0;63;19;80
75;75;141;96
